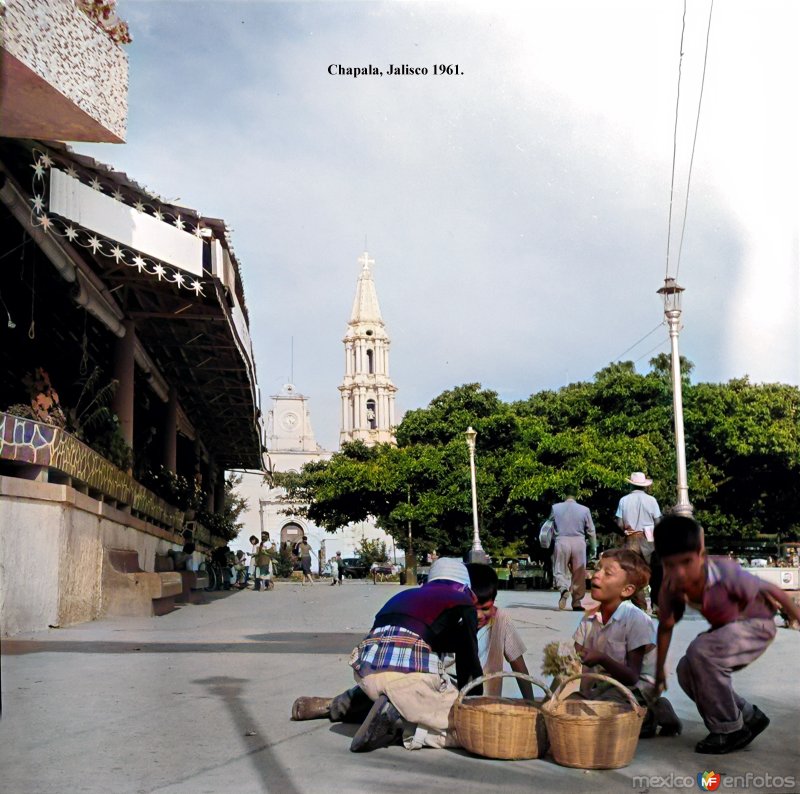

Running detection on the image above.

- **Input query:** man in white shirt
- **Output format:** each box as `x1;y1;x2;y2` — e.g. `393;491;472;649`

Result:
615;472;662;611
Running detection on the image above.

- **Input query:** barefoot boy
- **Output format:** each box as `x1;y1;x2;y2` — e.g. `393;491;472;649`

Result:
654;515;800;754
572;548;681;737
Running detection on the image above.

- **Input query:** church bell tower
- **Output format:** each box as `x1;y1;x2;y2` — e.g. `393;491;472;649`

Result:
339;251;397;446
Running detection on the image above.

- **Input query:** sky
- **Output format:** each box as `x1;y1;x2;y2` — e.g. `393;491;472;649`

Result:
75;0;799;452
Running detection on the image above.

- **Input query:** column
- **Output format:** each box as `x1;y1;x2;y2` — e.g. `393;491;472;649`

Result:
163;385;178;472
112;319;135;448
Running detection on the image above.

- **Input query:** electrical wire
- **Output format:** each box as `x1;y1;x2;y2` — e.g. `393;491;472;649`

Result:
634;335;670;365
612;321;666;362
665;0;688;280
675;0;715;282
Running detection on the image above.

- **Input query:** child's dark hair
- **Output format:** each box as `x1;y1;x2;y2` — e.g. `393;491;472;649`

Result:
600;548;651;592
654;514;703;558
466;563;498;602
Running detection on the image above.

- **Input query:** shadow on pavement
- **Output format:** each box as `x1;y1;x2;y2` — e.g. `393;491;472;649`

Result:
2;632;363;656
191;675;302;794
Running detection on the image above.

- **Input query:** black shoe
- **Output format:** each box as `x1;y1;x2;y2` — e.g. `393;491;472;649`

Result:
639;709;657;739
741;706;770;746
653;696;683;736
572;605;585;611
695;726;752;755
349;695;404;752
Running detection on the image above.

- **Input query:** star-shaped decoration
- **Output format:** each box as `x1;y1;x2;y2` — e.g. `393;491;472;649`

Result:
39;153;54;168
65;165;79;179
88;236;103;254
111;245;125;263
112;189;125;203
154;209;164;222
90;177;103;192
31;195;45;213
173;214;185;231
191;280;204;296
31;162;46;179
133;255;147;273
173;272;185;287
65;226;79;241
193;225;204;238
154;263;166;280
39;214;52;232
134;201;146;213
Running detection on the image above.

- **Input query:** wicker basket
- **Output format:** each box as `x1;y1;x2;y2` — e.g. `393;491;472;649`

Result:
542;673;645;769
452;671;551;760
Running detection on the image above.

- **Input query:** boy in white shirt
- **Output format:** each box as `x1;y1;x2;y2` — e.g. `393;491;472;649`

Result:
573;548;681;737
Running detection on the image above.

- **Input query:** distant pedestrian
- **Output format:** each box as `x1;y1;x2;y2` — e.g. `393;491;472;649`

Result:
329;555;339;586
258;532;276;591
550;486;597;611
616;472;662;611
335;551;344;585
295;536;314;585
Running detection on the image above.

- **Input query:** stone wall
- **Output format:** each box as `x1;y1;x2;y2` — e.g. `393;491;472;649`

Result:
0;476;194;636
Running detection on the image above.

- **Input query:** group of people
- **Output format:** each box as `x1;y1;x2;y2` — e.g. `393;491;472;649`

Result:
548;471;663;613
292;512;799;758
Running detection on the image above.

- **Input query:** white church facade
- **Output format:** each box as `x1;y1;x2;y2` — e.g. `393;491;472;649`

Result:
233;252;400;569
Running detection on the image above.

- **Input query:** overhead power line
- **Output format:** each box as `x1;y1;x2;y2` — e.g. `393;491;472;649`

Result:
612;321;666;362
675;0;715;282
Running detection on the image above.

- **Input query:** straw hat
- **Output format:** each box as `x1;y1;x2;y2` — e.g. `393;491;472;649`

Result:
627;472;653;487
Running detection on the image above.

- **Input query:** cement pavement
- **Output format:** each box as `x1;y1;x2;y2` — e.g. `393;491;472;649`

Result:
1;582;798;794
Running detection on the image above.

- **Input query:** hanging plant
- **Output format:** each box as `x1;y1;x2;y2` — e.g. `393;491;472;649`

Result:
77;0;133;45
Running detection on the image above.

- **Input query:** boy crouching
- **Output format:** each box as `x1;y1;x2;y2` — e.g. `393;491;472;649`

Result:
654;515;800;754
573;548;681;737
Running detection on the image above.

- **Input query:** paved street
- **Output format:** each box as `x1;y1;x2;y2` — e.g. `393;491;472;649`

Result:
1;582;798;794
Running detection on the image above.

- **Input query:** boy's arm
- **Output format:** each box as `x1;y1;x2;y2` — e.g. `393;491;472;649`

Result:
508;655;535;699
577;645;646;687
655;618;675;694
760;580;800;625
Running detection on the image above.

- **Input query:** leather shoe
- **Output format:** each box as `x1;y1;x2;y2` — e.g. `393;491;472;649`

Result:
350;695;404;752
695;726;752;754
741;705;770;746
291;696;331;721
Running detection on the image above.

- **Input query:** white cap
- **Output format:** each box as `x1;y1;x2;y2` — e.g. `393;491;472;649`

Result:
428;557;470;587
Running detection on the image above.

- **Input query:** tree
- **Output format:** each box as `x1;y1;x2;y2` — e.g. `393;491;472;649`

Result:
279;365;800;562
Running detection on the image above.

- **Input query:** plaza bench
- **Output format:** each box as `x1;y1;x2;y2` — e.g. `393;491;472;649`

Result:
102;548;182;617
154;552;209;604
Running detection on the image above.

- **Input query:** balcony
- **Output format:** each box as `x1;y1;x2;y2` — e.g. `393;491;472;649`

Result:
0;0;128;143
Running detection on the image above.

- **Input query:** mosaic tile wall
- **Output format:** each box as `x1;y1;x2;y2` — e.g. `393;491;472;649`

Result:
4;0;128;140
0;412;183;530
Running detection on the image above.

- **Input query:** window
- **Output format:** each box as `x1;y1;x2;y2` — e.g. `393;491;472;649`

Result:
366;399;377;429
367;349;374;374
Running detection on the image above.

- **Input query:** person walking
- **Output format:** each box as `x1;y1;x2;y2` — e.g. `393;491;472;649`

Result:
335;551;344;585
550;486;596;611
295;536;315;585
329;554;339;586
616;471;662;611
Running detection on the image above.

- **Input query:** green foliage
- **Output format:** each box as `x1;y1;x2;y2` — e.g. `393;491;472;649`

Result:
196;473;249;542
274;543;295;578
143;465;205;511
280;363;800;554
356;538;390;565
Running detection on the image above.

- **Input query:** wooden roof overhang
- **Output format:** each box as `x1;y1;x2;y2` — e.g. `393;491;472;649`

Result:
0;139;264;470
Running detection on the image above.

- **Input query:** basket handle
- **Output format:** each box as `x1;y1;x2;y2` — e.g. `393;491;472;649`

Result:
456;671;552;705
549;672;644;714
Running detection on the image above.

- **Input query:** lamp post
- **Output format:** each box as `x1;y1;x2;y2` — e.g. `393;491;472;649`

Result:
657;277;693;516
465;426;488;563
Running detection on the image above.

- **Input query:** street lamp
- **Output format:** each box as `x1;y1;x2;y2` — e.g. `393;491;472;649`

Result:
657;277;693;516
465;426;488;563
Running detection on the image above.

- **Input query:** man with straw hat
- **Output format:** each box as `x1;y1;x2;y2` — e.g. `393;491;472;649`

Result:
616;472;662;611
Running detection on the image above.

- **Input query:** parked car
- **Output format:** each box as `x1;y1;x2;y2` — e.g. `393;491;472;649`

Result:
340;557;369;578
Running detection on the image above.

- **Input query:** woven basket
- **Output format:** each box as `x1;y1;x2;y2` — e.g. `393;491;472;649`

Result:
452;671;551;760
542;673;645;769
